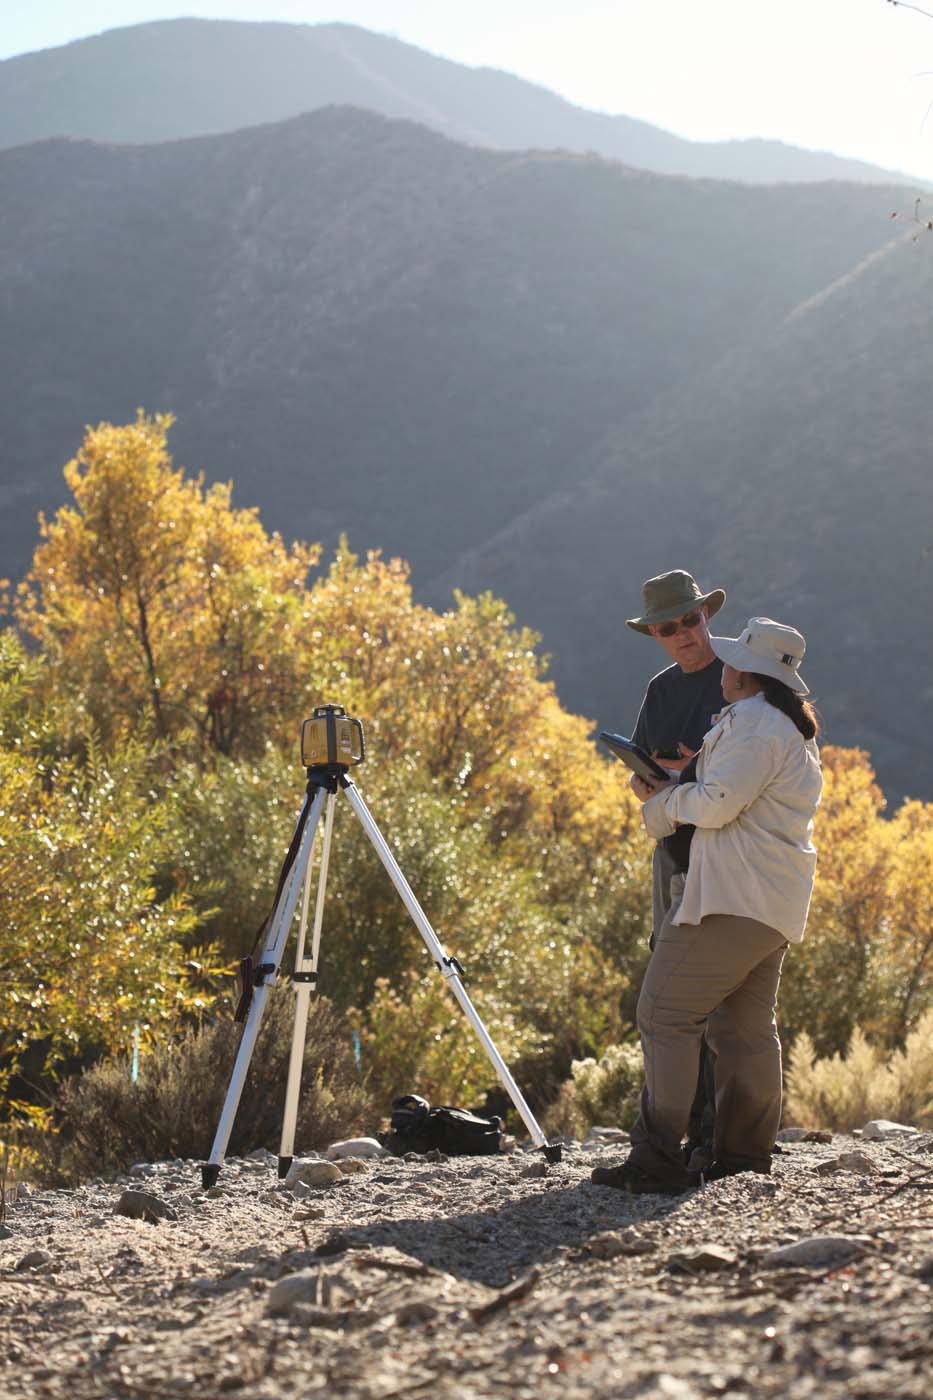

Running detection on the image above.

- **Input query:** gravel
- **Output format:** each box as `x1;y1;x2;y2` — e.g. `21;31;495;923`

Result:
1;1131;931;1398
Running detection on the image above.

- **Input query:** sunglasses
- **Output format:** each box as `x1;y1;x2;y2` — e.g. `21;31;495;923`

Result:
655;610;703;638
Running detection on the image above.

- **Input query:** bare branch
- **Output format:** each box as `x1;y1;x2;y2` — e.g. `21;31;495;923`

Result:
887;0;933;21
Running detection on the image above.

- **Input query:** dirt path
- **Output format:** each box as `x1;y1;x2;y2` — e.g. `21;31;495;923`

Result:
2;1132;931;1399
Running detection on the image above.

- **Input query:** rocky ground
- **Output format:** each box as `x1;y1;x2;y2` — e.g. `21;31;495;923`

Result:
1;1127;931;1400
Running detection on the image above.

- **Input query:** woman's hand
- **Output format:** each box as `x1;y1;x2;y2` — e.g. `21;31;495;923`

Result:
654;743;697;774
631;773;675;804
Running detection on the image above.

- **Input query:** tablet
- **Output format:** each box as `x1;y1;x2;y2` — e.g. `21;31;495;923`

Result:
599;731;672;783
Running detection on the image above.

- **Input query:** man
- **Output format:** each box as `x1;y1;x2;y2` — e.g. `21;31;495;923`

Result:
620;570;727;1170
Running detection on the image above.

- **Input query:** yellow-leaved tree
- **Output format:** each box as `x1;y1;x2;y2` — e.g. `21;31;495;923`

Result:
17;412;319;756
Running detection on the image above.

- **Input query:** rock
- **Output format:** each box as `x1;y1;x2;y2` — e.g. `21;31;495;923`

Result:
587;1228;656;1259
325;1137;386;1161
335;1157;370;1176
914;1254;933;1281
862;1119;919;1141
424;1148;448;1163
654;1377;701;1400
268;1270;332;1317
393;1300;439;1324
521;1160;548;1179
284;1159;343;1190
815;1151;879;1177
802;1129;834;1143
0;1224;13;1240
761;1235;871;1270
246;1148;277;1164
585;1126;630;1144
588;1231;627;1260
114;1190;178;1224
776;1127;818;1143
295;1205;327;1220
669;1245;738;1273
291;1181;314;1201
15;1248;52;1271
314;1231;354;1257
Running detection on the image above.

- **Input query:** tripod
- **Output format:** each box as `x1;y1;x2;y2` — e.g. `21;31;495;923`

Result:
202;763;561;1187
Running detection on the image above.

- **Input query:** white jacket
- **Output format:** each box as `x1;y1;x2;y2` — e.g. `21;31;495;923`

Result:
642;693;822;943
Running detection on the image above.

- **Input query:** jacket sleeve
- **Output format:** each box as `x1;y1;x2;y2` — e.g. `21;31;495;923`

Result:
658;729;778;830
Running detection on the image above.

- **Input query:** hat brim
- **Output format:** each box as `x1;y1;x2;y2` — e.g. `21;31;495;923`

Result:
711;635;809;695
626;588;726;636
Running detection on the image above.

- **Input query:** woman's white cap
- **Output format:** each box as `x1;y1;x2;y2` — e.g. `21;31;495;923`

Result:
711;617;809;695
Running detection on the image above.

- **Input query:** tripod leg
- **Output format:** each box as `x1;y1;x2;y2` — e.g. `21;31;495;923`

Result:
202;787;328;1188
341;779;561;1162
278;789;337;1178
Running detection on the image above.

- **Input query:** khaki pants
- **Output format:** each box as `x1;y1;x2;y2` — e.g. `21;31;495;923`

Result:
631;873;788;1182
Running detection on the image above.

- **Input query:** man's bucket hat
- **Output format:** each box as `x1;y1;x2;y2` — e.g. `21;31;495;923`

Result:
711;617;810;695
626;570;726;636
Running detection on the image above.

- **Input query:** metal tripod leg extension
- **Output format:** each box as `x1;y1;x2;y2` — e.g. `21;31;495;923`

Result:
341;777;562;1163
277;788;337;1179
201;786;328;1189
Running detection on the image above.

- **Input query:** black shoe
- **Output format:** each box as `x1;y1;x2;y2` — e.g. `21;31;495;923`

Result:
590;1161;698;1195
702;1158;771;1182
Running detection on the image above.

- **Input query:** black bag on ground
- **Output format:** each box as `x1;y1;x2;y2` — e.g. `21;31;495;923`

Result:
386;1094;503;1156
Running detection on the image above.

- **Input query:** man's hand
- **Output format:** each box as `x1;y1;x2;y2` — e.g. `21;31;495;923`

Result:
652;743;697;775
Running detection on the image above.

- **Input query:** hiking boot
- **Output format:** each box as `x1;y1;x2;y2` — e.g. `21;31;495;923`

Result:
590;1160;699;1195
702;1158;771;1182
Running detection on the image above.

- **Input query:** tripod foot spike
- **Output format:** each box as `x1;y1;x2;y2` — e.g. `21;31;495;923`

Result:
277;1156;293;1180
543;1143;563;1164
201;1163;221;1190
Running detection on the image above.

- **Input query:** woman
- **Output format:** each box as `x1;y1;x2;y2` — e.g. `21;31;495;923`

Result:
593;618;822;1194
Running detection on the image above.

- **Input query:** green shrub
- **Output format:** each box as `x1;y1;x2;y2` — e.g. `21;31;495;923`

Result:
784;1009;933;1131
544;1042;644;1136
32;989;373;1182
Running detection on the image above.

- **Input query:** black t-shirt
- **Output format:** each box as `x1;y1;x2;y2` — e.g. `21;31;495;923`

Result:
632;658;724;872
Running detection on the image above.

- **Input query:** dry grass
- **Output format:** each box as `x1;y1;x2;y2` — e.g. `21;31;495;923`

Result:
784;1009;933;1131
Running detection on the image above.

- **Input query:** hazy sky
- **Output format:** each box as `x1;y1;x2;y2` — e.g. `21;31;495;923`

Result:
4;1;933;179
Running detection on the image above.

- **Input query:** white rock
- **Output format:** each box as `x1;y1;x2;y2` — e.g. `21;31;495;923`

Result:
285;1159;343;1189
815;1151;878;1177
762;1235;871;1269
584;1126;630;1144
266;1267;355;1316
775;1127;810;1143
862;1119;919;1141
325;1138;386;1161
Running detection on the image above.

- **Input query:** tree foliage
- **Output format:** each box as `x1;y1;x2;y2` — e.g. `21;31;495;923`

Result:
17;412;320;756
4;415;933;1141
0;633;220;1115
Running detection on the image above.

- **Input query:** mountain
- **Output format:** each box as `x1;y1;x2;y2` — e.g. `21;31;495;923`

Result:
0;18;921;188
433;231;933;802
0;106;929;799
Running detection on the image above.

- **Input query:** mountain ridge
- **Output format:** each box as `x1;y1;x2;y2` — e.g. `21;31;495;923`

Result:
0;18;923;189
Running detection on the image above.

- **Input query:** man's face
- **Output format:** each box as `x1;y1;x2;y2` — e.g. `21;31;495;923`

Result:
648;604;716;673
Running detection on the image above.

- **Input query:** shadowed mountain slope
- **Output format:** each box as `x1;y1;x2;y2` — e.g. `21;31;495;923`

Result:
0;106;929;796
0;18;920;188
0;107;917;586
432;232;933;803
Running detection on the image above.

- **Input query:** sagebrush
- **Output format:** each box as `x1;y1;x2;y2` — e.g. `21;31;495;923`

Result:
784;1010;933;1131
31;991;372;1182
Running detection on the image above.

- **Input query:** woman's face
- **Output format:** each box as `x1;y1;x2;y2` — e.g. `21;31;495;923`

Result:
721;663;744;704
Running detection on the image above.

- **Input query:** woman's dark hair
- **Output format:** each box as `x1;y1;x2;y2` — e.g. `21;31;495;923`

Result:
750;674;819;740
